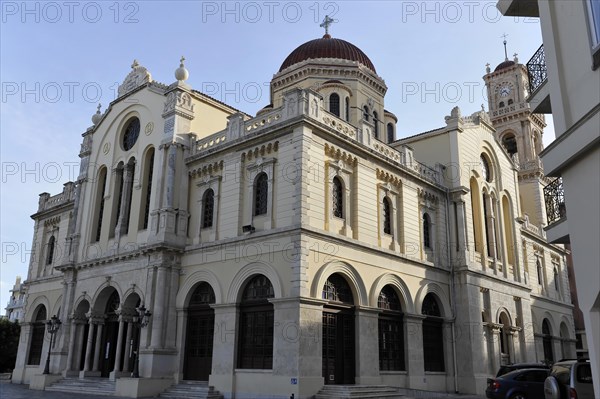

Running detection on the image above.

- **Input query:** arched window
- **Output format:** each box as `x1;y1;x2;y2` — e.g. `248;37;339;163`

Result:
345;97;350;121
499;101;505;108
46;236;55;265
422;294;444;371
537;260;543;285
480;155;492;182
387;123;394;143
363;106;370;121
329;93;340;117
254;173;268;216
28;305;47;365
94;167;107;242
542;319;554;363
383;197;392;235
332;176;344;218
322;274;353;303
378;285;404;371
112;165;124;234
122;117;140;151
202;189;215;229
502;134;518;156
508;99;514;105
554;267;559;291
141;148;154;230
238;275;274;369
373;111;379;138
423;213;431;248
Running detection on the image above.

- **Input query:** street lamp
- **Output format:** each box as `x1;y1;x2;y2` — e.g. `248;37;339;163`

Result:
43;315;62;375
131;305;151;378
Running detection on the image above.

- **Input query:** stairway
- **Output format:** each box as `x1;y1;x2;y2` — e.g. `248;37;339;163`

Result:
159;380;224;399
315;385;406;399
46;377;116;396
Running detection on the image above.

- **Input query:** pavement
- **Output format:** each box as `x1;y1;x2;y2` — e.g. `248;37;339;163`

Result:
0;381;486;399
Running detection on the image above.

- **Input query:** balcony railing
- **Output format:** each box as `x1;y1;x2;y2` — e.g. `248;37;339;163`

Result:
527;44;548;93
544;178;566;225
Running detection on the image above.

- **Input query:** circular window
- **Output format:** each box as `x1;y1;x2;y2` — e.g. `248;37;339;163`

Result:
480;155;492;183
122;118;140;151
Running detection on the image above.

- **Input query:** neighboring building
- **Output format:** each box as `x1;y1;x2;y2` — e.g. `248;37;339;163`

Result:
498;0;600;393
12;30;577;398
5;276;26;322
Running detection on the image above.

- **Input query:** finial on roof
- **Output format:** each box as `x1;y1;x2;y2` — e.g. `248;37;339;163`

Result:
513;53;519;63
320;15;336;38
131;59;140;69
92;103;102;125
175;55;189;82
501;33;509;61
486;63;491;74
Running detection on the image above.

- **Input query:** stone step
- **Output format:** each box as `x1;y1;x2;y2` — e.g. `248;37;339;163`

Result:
315;385;406;399
159;382;223;399
46;377;116;396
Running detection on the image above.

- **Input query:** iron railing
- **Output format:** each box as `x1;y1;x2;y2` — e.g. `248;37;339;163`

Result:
544;178;566;224
527;44;548;93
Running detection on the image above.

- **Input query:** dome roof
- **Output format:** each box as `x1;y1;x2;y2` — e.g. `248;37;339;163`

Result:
279;35;376;73
494;60;516;72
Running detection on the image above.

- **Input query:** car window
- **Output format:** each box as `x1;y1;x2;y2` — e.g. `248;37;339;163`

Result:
577;364;593;383
531;370;550;382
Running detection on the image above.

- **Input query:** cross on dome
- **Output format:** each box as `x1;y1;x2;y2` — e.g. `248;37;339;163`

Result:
320;15;336;37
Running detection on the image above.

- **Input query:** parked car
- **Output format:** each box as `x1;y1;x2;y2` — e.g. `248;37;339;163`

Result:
544;359;595;399
497;363;550;377
486;368;550;399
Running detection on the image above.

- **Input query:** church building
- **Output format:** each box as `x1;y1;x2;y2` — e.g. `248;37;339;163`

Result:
12;27;577;398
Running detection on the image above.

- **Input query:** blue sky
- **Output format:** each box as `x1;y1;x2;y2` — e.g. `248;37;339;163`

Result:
0;1;551;308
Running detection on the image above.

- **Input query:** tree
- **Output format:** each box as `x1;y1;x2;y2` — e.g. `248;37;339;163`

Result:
0;319;21;372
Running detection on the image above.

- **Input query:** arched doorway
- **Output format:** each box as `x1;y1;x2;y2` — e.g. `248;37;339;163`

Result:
542;319;554;364
73;300;90;371
184;282;216;380
499;312;512;365
28;305;47;365
99;290;120;377
422;293;445;372
322;273;355;385
377;285;405;371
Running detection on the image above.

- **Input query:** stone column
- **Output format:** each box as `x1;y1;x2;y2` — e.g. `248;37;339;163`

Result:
405;314;426;390
81;321;96;375
150;267;167;348
92;323;104;372
209;304;238;398
123;321;134;373
111;315;126;376
355;307;381;385
64;319;78;374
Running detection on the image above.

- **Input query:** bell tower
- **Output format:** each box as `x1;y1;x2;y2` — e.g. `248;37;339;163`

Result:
483;43;548;227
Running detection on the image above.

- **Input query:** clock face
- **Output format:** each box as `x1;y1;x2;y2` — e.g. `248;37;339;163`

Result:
499;85;511;97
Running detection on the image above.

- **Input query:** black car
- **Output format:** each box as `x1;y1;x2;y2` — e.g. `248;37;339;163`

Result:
497;363;550;377
487;368;550;399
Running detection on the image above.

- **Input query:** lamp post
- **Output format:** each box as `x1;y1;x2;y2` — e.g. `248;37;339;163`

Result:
43;315;62;374
131;305;151;378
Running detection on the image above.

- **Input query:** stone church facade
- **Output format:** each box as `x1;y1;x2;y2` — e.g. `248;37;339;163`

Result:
12;34;576;398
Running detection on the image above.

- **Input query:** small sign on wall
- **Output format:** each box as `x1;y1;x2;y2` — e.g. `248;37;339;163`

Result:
290;378;297;385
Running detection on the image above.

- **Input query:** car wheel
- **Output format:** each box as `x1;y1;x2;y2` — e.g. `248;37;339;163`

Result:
544;376;560;399
510;393;526;399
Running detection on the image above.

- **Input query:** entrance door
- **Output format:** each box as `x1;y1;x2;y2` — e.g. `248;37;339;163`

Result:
100;320;119;377
184;310;215;380
322;310;355;385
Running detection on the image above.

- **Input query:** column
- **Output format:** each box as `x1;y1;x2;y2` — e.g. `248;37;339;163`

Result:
209;304;239;397
405;314;426;390
92;323;104;372
65;320;78;372
112;316;126;374
123;321;134;372
355;307;381;385
82;321;96;373
150;267;167;348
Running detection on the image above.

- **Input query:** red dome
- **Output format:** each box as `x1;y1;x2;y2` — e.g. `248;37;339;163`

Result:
279;35;376;73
